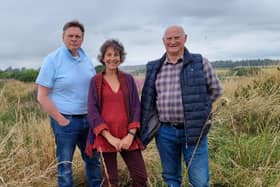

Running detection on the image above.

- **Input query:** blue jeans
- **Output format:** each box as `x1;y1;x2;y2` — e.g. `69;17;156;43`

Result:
155;125;209;187
50;116;102;187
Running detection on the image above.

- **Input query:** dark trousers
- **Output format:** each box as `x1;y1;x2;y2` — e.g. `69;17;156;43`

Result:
102;150;148;187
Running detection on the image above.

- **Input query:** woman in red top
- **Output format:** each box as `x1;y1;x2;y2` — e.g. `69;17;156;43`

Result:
86;39;147;187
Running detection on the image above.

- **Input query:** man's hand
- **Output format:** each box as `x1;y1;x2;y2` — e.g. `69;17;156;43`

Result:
57;117;70;126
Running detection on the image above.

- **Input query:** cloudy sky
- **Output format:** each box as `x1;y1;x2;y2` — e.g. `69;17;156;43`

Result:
1;0;279;69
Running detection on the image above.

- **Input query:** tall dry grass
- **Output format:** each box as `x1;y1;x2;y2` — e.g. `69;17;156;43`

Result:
1;67;280;186
0;80;57;187
0;80;164;187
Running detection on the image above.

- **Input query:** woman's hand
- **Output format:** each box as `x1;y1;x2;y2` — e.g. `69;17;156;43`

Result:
101;130;121;151
120;133;134;150
107;136;121;151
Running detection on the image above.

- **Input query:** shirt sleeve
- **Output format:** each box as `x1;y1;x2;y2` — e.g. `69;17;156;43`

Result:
202;57;222;102
35;56;55;88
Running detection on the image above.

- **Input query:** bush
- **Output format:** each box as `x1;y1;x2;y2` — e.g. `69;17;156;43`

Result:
228;67;261;77
0;68;39;82
16;69;39;82
95;65;105;73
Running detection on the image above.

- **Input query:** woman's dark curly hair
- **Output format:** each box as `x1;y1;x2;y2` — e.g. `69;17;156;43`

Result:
97;39;126;64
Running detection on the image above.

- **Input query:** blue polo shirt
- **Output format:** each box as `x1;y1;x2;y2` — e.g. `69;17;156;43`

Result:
36;44;96;114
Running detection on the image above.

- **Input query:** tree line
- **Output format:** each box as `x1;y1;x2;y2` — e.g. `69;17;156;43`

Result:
0;65;105;82
0;59;279;82
211;59;280;68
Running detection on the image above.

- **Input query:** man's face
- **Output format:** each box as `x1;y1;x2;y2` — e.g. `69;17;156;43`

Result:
163;27;186;56
63;27;83;54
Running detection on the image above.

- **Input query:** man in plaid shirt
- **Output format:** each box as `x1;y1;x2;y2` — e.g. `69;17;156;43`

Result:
140;25;222;187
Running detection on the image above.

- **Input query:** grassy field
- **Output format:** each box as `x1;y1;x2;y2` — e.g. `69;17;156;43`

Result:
0;67;280;187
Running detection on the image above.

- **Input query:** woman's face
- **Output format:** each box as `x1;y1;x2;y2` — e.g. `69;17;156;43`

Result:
103;47;121;71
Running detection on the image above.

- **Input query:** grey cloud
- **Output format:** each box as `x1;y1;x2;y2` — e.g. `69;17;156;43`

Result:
0;0;280;69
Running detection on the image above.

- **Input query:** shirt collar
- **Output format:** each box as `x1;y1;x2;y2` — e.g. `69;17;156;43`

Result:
62;44;84;62
164;55;184;65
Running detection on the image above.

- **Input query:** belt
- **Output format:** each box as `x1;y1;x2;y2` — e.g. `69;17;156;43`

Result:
61;113;87;119
162;122;185;129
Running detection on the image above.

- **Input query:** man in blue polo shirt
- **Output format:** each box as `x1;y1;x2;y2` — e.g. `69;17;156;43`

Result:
36;20;102;187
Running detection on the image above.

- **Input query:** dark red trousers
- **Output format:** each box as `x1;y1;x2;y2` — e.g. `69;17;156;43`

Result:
101;150;147;187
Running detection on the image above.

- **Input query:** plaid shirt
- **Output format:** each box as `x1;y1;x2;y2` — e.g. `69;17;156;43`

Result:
155;56;222;123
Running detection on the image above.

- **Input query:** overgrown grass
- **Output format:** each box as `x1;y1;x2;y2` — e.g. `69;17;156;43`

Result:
211;68;280;186
1;68;280;186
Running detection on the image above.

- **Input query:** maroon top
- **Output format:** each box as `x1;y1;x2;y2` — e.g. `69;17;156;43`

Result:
86;71;144;156
93;80;142;152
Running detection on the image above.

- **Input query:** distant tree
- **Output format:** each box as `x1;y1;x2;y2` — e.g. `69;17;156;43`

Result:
17;69;39;82
0;68;39;82
211;59;280;68
95;64;105;73
5;66;13;72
